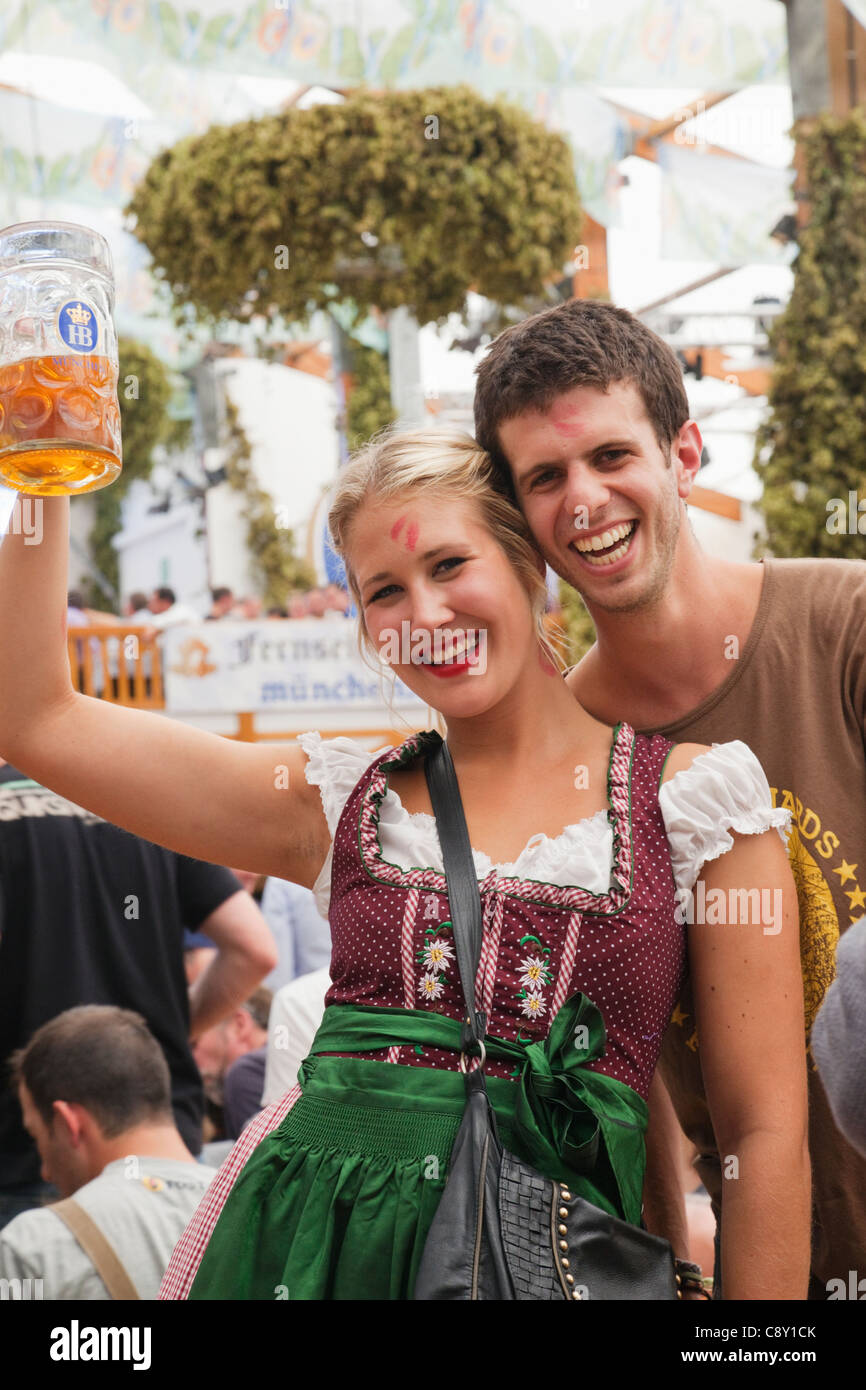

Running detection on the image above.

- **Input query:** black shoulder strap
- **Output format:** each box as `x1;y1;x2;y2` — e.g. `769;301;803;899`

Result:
423;737;487;1053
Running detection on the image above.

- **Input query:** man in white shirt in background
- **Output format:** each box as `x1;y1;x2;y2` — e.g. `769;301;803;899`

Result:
0;1005;216;1300
145;586;201;630
259;876;331;992
262;968;330;1106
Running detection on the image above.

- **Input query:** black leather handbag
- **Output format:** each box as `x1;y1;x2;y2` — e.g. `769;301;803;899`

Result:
412;736;679;1301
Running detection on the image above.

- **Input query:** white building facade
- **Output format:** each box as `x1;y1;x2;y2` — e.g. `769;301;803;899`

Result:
112;355;341;611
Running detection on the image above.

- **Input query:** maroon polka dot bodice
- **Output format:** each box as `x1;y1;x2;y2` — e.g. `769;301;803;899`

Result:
323;724;685;1101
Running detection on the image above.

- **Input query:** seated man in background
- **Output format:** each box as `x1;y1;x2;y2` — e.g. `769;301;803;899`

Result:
193;988;272;1140
0;1007;217;1300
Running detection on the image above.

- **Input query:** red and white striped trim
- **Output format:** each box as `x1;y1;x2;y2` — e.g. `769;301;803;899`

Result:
550;909;584;1017
478;879;506;1019
386;886;421;1063
158;1083;302;1301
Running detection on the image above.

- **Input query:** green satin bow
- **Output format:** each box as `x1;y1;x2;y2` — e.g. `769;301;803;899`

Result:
304;994;649;1224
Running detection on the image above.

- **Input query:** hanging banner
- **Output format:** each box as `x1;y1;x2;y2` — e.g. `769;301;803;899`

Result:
533;86;629;227
0;88;158;209
658;143;796;265
1;1;787;93
162;619;427;716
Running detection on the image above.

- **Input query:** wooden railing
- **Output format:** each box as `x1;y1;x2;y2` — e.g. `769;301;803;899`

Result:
67;623;164;708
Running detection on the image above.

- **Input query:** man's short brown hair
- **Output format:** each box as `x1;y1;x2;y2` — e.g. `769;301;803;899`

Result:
240;987;272;1032
9;1005;173;1138
473;299;690;490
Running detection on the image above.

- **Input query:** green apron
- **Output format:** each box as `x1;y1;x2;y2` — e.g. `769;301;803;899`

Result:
188;994;649;1301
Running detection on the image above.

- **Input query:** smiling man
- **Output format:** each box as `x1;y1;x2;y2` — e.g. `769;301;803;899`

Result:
474;297;866;1299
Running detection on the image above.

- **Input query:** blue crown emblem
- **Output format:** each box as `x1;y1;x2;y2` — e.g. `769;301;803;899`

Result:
58;299;98;352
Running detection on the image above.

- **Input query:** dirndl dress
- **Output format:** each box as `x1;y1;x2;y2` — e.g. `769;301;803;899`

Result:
171;723;691;1299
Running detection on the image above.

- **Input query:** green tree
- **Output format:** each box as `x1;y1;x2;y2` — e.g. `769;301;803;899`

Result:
754;109;866;558
557;581;597;666
345;338;397;451
223;396;315;608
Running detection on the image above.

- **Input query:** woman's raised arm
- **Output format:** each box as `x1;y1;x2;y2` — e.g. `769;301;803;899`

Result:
0;495;330;885
689;825;811;1300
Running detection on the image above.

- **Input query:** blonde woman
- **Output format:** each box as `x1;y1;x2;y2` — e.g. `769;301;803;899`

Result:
0;428;809;1300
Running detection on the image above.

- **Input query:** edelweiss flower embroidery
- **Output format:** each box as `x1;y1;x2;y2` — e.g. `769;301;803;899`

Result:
520;992;547;1020
417;921;454;1007
518;953;551;991
515;936;552;1027
418;972;445;1002
423;938;455;972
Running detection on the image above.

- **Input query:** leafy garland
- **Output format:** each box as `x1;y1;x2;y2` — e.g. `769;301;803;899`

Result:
345;336;397;451
125;84;581;330
222;394;315;606
754;109;866;558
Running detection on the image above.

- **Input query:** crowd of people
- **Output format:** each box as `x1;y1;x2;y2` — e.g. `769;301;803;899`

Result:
0;744;331;1297
64;581;353;699
69;580;351;638
0;297;864;1304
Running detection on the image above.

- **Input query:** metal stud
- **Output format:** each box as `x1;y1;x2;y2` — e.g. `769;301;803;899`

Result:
558;1224;567;1235
559;1240;568;1251
561;1258;569;1269
572;1289;581;1300
565;1273;574;1285
560;1189;572;1201
558;1206;569;1218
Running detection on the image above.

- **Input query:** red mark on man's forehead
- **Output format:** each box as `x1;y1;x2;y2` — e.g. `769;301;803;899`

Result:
405;521;419;551
549;402;588;436
390;515;406;541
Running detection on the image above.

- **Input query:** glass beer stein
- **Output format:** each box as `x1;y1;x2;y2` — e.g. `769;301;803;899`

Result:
0;220;122;495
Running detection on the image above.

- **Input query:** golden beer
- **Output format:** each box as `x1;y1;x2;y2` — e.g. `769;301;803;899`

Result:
0;221;122;496
0;353;121;494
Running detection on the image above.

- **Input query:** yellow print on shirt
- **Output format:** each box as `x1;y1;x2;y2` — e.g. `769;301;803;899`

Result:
671;788;845;1057
771;787;842;1034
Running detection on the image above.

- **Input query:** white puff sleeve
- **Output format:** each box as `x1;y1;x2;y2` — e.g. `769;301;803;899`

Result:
658;741;793;902
295;731;384;917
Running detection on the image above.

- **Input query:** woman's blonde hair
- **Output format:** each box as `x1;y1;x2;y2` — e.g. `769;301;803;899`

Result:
327;424;568;674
